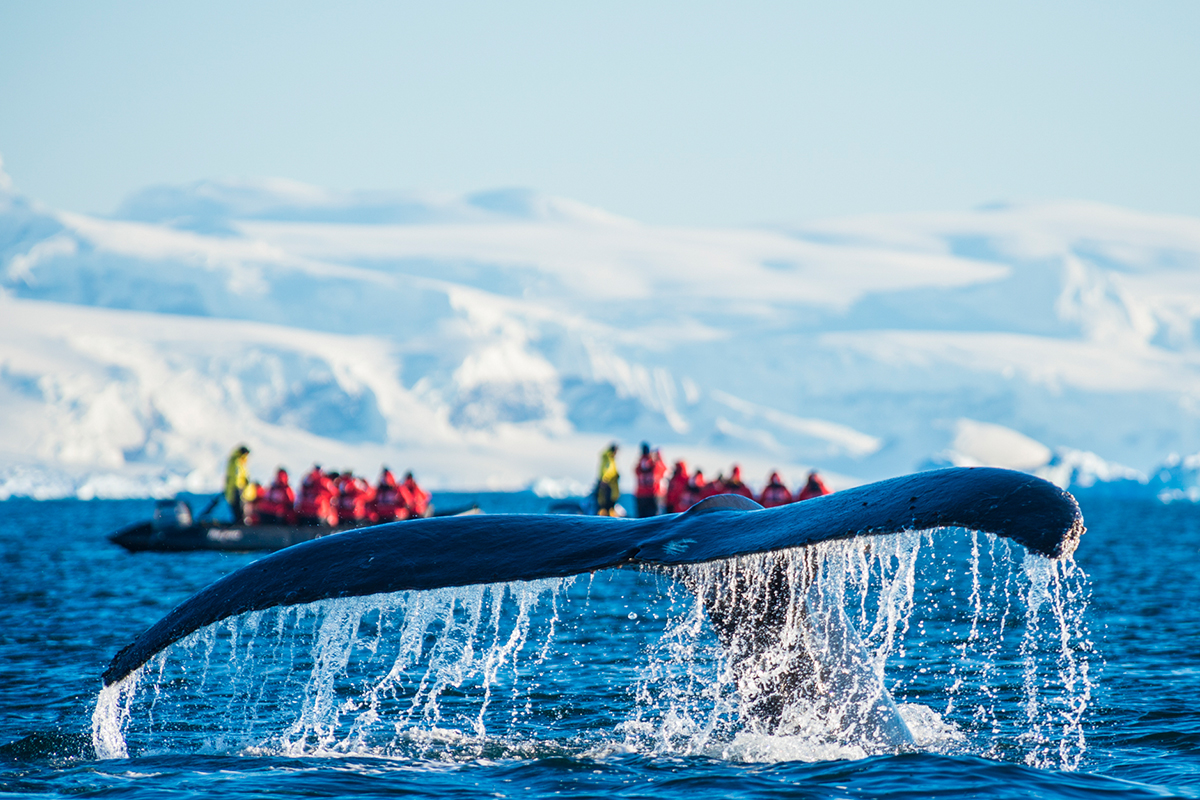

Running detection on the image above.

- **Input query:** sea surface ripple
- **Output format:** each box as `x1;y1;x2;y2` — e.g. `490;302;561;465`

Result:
2;491;1199;798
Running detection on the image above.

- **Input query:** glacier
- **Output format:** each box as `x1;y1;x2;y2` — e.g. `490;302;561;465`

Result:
3;157;1200;499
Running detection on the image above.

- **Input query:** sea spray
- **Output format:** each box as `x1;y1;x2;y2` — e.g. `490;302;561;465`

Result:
90;529;1095;767
91;671;141;759
1018;552;1095;770
636;530;1094;765
657;544;918;756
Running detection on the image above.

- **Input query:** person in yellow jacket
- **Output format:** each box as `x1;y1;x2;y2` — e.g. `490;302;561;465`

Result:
224;444;251;523
595;442;620;516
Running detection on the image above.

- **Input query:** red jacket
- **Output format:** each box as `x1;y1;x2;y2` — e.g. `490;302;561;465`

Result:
634;452;666;499
679;472;706;511
336;476;375;523
402;476;430;517
297;467;338;525
796;472;832;502
665;463;689;513
257;469;296;523
371;469;410;522
700;475;726;500
724;466;754;499
758;472;792;508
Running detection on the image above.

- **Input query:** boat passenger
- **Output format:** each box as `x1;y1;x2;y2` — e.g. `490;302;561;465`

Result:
401;472;431;518
336;471;375;524
595;443;620;516
758;471;792;508
665;460;689;514
372;468;410;522
242;482;263;526
297;464;339;527
700;472;726;500
796;470;832;501
224;444;251;524
257;468;297;525
633;442;666;517
678;469;706;512
724;465;755;500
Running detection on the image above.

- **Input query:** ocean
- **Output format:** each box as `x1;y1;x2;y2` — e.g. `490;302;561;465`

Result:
1;490;1198;798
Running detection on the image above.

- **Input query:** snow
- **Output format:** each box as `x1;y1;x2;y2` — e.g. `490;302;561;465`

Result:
931;419;1053;472
4;169;1200;499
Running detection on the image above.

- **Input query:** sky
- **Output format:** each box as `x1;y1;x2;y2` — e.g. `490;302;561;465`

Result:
1;1;1197;226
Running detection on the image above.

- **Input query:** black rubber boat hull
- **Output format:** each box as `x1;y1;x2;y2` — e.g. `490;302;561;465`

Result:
107;521;344;553
108;506;480;553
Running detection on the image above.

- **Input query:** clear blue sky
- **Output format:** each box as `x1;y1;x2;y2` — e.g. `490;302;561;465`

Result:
1;1;1197;226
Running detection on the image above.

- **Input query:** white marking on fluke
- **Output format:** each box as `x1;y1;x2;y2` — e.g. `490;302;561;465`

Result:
661;538;697;557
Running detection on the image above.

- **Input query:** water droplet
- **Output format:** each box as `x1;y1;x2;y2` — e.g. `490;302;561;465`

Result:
627;612;638;620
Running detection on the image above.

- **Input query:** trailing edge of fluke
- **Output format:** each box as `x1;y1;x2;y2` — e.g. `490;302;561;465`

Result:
102;466;1084;686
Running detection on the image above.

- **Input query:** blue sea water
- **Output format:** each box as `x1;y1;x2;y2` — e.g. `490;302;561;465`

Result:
1;490;1198;798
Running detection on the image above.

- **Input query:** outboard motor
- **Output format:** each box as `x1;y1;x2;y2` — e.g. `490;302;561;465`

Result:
152;499;193;531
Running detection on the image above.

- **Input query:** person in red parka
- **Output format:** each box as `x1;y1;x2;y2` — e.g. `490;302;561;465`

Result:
700;472;727;500
665;461;689;514
371;467;410;523
401;472;431;518
297;464;338;527
795;470;832;501
679;469;706;511
633;442;667;517
758;471;792;508
723;465;755;500
256;468;297;524
242;482;264;526
335;471;375;524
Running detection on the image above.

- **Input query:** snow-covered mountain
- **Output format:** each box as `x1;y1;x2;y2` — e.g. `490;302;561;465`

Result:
4;158;1200;498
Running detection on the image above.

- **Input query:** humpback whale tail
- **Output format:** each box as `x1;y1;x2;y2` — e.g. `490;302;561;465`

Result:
97;467;1084;757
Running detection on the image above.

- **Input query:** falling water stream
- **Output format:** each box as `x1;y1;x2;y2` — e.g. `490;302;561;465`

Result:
91;527;1095;770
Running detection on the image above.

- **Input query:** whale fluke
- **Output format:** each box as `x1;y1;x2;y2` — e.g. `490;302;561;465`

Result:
102;467;1083;686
